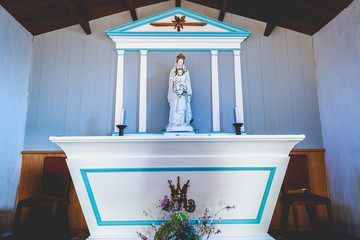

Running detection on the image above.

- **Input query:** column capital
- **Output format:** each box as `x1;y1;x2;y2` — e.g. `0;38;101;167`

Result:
233;50;241;56
211;50;219;55
117;50;125;55
140;50;148;55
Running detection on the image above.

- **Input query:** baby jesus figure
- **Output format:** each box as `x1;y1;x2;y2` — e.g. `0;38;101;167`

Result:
173;68;188;97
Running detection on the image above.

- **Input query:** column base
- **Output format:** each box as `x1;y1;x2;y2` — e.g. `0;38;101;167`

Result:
165;125;194;132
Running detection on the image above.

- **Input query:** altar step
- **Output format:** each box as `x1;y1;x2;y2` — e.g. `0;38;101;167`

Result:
64;229;360;240
2;229;358;240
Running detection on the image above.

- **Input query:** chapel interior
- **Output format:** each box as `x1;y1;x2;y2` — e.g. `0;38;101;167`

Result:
0;0;359;240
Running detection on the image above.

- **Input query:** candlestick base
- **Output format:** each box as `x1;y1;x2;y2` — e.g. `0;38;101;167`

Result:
233;123;243;135
116;125;127;136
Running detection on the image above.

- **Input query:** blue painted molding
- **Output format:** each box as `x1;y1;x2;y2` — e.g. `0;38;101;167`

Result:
105;8;251;38
112;132;246;135
115;48;242;52
108;32;250;37
81;167;276;226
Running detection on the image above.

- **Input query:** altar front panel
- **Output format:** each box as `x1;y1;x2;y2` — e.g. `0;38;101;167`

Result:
52;135;304;239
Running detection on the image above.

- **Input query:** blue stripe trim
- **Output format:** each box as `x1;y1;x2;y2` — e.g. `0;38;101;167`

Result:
115;48;241;52
81;170;102;223
81;167;276;226
112;132;247;135
105;8;251;37
163;131;195;133
108;32;250;37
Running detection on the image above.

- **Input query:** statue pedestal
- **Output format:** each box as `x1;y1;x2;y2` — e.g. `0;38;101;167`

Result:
166;125;193;132
50;134;304;240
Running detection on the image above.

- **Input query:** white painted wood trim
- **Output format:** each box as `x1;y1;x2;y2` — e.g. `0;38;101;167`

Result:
139;50;148;132
211;50;221;132
112;37;247;50
233;50;245;131
114;50;125;132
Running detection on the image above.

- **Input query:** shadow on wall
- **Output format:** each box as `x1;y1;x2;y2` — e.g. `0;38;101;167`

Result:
332;204;354;236
0;208;15;237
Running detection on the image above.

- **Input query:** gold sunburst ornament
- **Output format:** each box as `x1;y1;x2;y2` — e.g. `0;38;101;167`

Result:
150;15;207;32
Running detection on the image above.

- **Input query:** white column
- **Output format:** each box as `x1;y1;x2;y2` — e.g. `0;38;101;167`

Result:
114;50;125;133
138;50;148;133
211;50;221;132
233;50;245;132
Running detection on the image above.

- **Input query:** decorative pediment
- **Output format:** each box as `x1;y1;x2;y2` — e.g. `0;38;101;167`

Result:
105;7;251;39
105;7;251;134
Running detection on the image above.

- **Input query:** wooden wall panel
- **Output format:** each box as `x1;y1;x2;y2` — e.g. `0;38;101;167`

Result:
270;149;330;230
19;149;329;232
242;18;266;134
272;28;294;135
35;31;58;150
18;152;87;231
286;30;308;137
259;24;280;134
64;25;85;136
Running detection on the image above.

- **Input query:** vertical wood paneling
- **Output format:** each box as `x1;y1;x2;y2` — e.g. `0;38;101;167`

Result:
34;31;57;150
123;52;140;132
258;23;280;134
218;52;235;132
272;27;295;135
79;20;98;136
147;52;173;133
286;30;309;138
186;52;212;132
24;36;44;150
230;14;251;133
50;29;71;142
243;18;266;134
24;2;323;149
64;25;85;136
300;34;323;148
94;16;113;136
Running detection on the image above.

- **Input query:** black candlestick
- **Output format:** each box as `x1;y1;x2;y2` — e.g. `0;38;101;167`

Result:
233;123;243;135
116;125;127;136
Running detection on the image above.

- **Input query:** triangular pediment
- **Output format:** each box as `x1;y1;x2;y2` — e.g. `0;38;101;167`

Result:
106;8;251;37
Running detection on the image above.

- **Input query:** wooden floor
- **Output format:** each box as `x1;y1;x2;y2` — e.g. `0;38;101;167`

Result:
269;229;360;240
2;230;359;240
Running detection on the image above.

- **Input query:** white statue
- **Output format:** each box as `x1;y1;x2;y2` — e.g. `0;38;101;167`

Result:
166;54;193;132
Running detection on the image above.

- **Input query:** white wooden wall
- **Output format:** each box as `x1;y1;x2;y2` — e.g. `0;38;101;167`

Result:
0;5;33;237
313;1;360;237
23;0;323;150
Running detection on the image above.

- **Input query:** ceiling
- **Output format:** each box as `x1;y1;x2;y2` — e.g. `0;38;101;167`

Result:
0;0;353;36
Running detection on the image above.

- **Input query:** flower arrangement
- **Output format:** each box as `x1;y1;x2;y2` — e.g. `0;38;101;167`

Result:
137;194;235;240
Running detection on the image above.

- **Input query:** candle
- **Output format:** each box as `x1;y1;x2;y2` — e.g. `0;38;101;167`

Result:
234;106;241;123
120;108;125;125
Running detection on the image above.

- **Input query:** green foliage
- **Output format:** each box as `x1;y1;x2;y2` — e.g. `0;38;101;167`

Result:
138;194;235;240
154;211;199;240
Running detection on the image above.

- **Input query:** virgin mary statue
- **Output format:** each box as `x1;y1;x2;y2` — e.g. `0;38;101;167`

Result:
166;54;193;132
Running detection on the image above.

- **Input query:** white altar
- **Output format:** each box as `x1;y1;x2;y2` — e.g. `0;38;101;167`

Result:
51;134;304;240
51;7;305;240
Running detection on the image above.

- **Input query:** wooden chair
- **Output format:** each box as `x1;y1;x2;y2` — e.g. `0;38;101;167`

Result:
281;154;332;231
13;157;71;240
